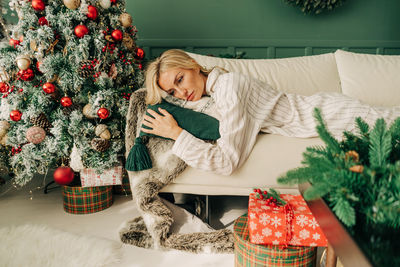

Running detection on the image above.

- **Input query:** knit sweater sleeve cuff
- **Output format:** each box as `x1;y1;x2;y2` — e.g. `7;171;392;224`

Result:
172;129;193;158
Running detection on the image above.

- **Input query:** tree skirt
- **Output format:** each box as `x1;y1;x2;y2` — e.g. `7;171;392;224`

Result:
0;224;121;267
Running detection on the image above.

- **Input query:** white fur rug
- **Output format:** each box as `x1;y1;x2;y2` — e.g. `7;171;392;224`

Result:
0;224;122;267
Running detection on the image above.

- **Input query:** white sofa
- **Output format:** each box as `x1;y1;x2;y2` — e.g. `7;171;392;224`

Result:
151;49;400;196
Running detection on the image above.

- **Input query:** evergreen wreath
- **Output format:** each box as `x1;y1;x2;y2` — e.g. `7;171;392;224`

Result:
284;0;347;14
278;108;400;230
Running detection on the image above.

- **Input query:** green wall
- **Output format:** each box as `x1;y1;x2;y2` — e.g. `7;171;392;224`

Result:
3;0;400;58
125;0;400;58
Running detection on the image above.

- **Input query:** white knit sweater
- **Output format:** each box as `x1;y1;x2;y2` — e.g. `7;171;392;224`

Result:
171;68;400;175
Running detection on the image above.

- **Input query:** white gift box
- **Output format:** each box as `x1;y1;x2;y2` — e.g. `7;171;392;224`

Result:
80;166;123;187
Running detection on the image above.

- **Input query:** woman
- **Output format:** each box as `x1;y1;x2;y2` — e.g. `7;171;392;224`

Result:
141;49;400;175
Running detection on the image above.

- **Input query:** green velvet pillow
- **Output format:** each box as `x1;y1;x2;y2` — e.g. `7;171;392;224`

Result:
126;101;220;171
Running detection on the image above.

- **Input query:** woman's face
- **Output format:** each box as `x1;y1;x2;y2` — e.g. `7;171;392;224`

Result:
158;67;207;101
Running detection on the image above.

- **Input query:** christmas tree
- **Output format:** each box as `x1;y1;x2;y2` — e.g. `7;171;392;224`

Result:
278;108;400;230
0;0;144;186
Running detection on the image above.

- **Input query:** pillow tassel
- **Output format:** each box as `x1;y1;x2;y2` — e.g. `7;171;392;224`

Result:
125;137;152;171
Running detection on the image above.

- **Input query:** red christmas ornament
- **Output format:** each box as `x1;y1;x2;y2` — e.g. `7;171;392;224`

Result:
135;47;145;60
111;29;123;41
38;17;48;26
36;61;42;73
17;68;35;81
60;96;72;107
138;63;143;70
87;5;98;20
110;0;117;3
74;24;89;38
43;82;56;94
0;82;9;93
32;0;45;11
10;110;22;121
53;166;74;185
9;38;21;48
97;107;110;119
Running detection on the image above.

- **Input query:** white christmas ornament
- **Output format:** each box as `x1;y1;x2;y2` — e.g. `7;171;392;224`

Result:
70;144;84;172
99;0;111;9
16;55;31;70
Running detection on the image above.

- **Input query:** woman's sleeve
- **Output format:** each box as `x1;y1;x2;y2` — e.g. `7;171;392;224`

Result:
171;73;259;175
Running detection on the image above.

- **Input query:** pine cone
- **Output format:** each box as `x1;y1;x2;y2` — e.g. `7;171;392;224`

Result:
91;138;110;152
30;113;52;132
62;103;80;116
78;60;95;78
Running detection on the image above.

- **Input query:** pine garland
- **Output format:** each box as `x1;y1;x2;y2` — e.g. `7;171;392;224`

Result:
283;0;347;14
278;108;400;230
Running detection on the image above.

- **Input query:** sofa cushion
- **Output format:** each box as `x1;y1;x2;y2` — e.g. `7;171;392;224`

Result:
186;52;341;96
335;50;400;107
161;134;323;196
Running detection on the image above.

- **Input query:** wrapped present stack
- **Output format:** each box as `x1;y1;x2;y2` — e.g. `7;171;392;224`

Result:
247;189;327;247
56;165;125;214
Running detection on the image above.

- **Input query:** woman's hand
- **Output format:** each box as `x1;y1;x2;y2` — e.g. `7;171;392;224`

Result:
141;108;183;140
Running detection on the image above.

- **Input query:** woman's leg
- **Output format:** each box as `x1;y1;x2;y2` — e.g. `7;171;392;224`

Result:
264;92;400;139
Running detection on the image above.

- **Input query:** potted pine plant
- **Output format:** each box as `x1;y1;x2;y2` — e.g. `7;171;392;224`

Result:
278;109;400;267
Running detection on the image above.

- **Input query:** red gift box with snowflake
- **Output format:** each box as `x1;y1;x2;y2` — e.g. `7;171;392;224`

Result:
80;166;123;187
248;191;327;247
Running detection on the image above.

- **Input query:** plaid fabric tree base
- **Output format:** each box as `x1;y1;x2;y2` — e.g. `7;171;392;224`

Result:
234;214;316;267
113;170;131;195
62;185;113;214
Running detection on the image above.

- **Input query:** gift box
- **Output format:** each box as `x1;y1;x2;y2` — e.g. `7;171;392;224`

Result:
113;170;132;195
62;185;113;214
234;214;317;267
248;193;327;247
80;166;123;187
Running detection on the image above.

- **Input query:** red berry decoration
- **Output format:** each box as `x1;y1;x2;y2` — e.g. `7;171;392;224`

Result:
38;17;48;26
111;29;123;41
43;82;56;94
53;166;74;185
0;82;9;93
97;107;110;119
17;68;35;81
74;24;89;38
134;47;145;60
32;0;45;11
87;5;98;20
10;110;22;121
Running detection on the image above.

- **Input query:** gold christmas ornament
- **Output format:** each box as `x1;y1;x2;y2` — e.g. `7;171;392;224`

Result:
83;104;97;119
119;13;132;27
30;40;38;52
95;124;111;140
100;130;111;140
99;0;111;9
0;120;10;132
63;0;81;10
16;55;31;70
122;33;134;50
0;134;7;146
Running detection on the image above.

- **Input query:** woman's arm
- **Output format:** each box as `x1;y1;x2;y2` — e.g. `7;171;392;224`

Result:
171;73;260;175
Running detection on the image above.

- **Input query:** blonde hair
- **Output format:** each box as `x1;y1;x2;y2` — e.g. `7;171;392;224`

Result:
145;49;211;105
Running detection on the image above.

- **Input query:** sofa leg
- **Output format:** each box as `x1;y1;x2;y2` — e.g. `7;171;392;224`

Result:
205;195;210;225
